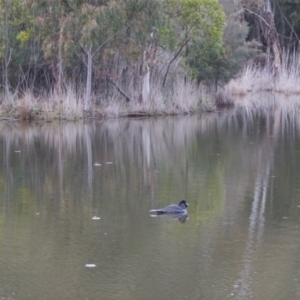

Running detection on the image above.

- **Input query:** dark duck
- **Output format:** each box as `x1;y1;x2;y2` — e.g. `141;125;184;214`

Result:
149;200;189;215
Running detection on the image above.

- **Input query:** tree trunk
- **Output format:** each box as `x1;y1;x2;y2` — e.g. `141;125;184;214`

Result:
142;62;150;102
85;46;93;110
56;14;65;95
243;2;282;74
263;1;282;74
2;0;11;98
141;41;157;102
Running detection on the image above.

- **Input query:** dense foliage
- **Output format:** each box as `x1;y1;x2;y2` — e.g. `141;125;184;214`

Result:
1;0;300;104
0;0;224;101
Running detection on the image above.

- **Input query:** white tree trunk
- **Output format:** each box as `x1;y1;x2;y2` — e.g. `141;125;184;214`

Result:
141;40;157;103
266;0;272;13
142;64;150;102
57;14;65;96
85;46;93;110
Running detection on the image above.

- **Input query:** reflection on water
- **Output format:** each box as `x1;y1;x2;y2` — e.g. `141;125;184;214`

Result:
0;109;300;299
150;213;189;223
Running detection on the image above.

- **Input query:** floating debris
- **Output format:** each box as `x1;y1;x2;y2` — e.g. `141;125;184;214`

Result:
14;150;21;153
106;162;113;164
92;216;101;220
85;264;96;268
36;213;40;215
94;163;102;166
150;214;158;218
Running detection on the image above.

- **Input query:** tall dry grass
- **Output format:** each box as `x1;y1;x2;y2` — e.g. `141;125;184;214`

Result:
225;53;300;96
1;87;84;121
218;53;300;119
274;52;300;94
225;65;274;95
0;76;214;121
47;86;84;120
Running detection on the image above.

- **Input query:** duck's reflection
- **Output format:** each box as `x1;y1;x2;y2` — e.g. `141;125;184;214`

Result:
150;213;189;223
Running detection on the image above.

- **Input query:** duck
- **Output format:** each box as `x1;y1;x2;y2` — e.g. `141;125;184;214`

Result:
149;200;189;215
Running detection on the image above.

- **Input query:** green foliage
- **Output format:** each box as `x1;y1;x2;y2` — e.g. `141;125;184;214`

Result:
163;0;226;86
0;0;36;90
163;0;225;46
186;38;228;86
222;19;263;81
0;0;277;97
117;0;163;58
16;28;33;45
186;0;264;87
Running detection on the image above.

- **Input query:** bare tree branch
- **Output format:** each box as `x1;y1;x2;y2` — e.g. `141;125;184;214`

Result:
105;72;131;102
243;7;270;27
162;38;191;88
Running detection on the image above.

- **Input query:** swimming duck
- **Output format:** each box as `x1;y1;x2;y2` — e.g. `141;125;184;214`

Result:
149;200;188;215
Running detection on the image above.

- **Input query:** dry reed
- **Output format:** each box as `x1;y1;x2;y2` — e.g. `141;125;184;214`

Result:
226;53;300;96
0;76;211;121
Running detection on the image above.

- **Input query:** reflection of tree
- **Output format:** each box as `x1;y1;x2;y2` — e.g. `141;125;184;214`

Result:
0;109;299;299
0;116;227;220
231;108;282;299
233;163;271;299
84;124;93;194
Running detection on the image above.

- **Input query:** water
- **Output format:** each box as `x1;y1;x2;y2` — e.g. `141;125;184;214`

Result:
0;112;300;300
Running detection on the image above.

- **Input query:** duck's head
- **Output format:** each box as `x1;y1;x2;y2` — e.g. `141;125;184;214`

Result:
178;200;189;209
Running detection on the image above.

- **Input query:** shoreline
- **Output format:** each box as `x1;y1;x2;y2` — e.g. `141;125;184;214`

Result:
0;81;207;121
0;91;298;122
2;73;300;122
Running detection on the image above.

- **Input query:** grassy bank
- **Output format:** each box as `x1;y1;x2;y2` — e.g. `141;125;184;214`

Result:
3;59;300;122
216;55;300;113
0;79;215;121
225;54;300;96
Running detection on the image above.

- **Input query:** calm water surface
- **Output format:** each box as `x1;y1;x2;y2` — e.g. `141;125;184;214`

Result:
0;112;300;300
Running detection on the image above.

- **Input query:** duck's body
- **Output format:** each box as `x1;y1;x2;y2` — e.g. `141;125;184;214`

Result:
149;200;188;215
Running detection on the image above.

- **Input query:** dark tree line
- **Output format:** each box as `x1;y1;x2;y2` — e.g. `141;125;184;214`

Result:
1;0;300;105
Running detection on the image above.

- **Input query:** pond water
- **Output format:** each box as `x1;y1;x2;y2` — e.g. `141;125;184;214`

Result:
0;111;300;300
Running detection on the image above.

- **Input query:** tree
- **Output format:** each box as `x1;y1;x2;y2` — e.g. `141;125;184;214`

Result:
186;0;264;88
0;0;246;105
241;0;282;73
0;0;35;96
161;0;226;87
70;3;122;109
186;38;227;88
115;0;163;102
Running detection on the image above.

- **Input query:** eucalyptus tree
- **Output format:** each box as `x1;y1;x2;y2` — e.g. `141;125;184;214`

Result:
84;0;226;101
26;0;121;107
240;0;300;77
32;1;64;93
113;0;163;102
67;2;124;109
201;0;265;87
0;0;229;105
161;0;226;88
241;0;300;51
102;0;226;101
0;0;13;96
0;0;35;96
